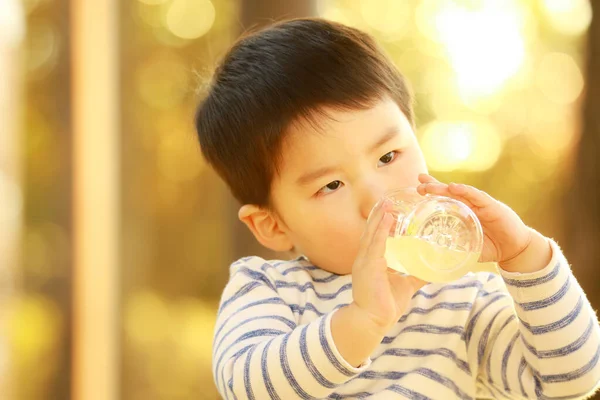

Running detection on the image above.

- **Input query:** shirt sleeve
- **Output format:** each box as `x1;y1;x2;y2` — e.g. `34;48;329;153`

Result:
212;258;371;399
468;239;600;399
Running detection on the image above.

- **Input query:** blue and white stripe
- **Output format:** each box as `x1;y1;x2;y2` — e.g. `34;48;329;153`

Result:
214;240;600;399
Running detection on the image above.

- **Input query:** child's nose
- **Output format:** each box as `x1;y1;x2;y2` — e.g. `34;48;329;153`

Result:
359;188;387;221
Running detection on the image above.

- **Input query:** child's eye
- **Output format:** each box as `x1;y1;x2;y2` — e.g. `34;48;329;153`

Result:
378;151;398;166
317;180;343;195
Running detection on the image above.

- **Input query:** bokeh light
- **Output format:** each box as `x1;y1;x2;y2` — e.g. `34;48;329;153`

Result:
420;120;503;172
138;0;170;5
359;0;410;39
166;0;216;40
434;0;527;100
24;108;62;187
527;103;577;162
0;172;22;229
134;0;169;28
535;52;584;104
172;297;215;365
136;52;190;109
23;223;69;282
157;128;204;183
542;0;592;36
317;2;355;27
0;0;25;45
22;0;51;14
124;290;216;398
7;296;61;363
125;290;171;346
25;21;59;78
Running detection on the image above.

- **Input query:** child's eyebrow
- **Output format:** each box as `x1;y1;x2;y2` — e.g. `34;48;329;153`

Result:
368;127;400;155
295;127;401;187
296;165;340;186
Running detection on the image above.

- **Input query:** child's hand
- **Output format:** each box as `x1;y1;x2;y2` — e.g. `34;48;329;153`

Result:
350;198;427;335
332;200;428;366
416;174;550;271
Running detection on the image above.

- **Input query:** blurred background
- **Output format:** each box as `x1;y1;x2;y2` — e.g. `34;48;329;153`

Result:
0;0;598;399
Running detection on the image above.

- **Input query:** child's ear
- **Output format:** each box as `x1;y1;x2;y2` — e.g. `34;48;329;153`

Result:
238;204;293;252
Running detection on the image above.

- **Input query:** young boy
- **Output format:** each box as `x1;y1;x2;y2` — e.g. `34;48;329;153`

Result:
196;18;600;399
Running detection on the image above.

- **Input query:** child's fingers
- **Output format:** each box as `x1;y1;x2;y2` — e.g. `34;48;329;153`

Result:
418;182;476;209
448;183;495;208
356;199;390;261
418;182;448;196
418;181;500;222
366;212;394;261
418;173;438;184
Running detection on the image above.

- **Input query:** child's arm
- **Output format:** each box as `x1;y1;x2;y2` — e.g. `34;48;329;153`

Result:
468;240;600;398
418;175;600;398
212;259;379;399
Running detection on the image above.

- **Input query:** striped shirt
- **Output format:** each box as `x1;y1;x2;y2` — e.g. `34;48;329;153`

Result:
212;240;600;399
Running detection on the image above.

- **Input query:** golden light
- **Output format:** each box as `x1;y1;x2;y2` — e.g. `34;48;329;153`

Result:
438;3;525;98
420;120;503;172
138;0;169;5
125;290;171;347
22;0;47;14
415;0;443;42
317;2;355;27
135;0;169;28
530;122;574;162
136;53;190;109
166;0;215;40
156;178;181;208
0;0;25;45
152;26;190;48
542;0;592;36
359;0;410;38
175;298;215;365
422;63;464;117
26;21;60;77
535;52;584;104
416;0;528;102
7;296;62;362
23;223;69;282
157;130;204;183
0;174;22;237
527;101;576;162
492;90;531;137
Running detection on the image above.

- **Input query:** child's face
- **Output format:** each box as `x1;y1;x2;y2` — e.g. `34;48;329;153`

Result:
271;96;428;275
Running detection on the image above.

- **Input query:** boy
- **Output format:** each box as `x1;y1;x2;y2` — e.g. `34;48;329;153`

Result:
196;18;600;399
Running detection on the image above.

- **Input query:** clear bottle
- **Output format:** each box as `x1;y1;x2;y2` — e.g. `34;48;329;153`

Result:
374;187;497;282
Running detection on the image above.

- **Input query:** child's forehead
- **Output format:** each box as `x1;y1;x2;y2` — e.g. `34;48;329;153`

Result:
281;110;360;158
283;97;404;149
277;98;408;176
